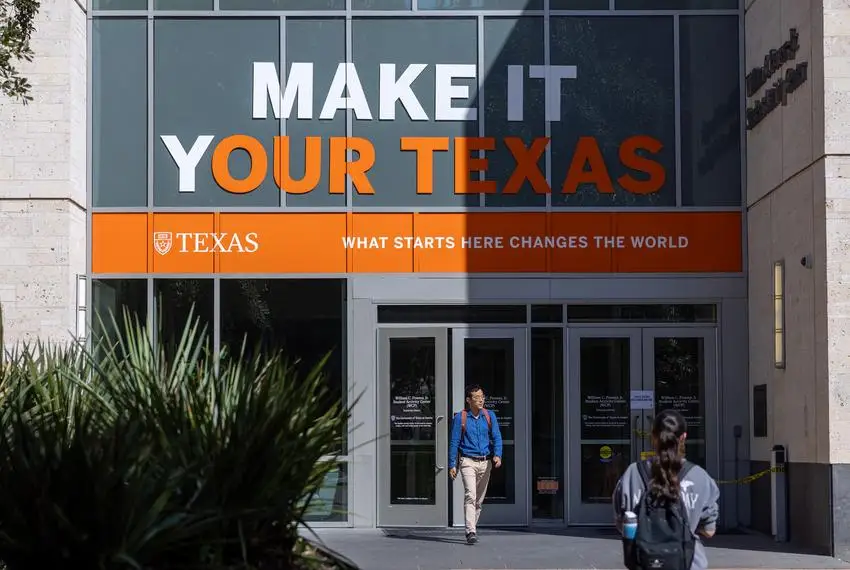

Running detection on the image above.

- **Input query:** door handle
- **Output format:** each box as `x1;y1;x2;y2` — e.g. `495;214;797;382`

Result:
436;415;445;423
435;465;444;473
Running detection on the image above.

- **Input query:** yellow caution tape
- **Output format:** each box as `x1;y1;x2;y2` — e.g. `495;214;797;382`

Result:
716;465;784;485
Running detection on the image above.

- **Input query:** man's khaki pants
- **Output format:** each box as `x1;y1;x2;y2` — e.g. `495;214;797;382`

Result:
459;456;492;534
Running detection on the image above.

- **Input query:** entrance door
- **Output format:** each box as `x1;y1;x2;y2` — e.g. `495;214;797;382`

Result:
451;328;529;526
567;327;717;525
377;328;449;527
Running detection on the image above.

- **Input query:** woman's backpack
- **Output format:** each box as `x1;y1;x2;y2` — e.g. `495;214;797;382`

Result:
624;460;697;570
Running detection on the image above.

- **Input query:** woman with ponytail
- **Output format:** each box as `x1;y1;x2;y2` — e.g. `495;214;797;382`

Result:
613;410;720;570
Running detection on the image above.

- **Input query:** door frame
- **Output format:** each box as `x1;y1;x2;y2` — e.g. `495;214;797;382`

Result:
376;327;449;527
451;326;530;527
566;327;642;525
566;325;720;526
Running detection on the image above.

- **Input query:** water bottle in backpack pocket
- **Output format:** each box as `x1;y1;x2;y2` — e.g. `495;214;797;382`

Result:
622;461;697;570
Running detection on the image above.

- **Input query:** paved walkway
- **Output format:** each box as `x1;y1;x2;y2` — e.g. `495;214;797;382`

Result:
308;527;850;570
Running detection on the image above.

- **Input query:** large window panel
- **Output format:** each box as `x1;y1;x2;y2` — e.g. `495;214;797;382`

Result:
153;19;280;207
418;0;543;8
353;0;410;8
92;18;147;207
91;279;148;348
550;17;675;207
153;279;214;361
531;328;564;519
92;0;147;9
351;17;478;207
680;15;741;206
483;17;546;207
615;0;738;9
219;279;347;452
155;0;212;9
220;0;344;9
284;19;346;207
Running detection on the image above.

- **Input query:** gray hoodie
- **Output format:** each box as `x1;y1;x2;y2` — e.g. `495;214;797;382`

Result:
612;460;721;570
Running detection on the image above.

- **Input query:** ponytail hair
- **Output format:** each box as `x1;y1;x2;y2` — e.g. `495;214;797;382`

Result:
649;409;687;505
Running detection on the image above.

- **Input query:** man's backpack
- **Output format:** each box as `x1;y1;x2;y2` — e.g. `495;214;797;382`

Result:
460;408;492;439
624;460;697;570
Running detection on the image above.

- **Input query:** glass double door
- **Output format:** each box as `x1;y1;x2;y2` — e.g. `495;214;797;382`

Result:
567;327;717;525
377;327;528;527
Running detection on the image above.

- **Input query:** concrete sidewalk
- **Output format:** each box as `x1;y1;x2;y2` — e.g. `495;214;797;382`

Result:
308;527;850;570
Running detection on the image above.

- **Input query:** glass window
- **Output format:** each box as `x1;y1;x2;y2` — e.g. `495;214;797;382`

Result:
578;337;630;504
91;279;148;347
377;305;527;324
550;0;609;8
531;328;564;519
353;0;410;8
680;16;741;206
303;461;349;522
155;0;212;9
530;305;562;323
92;18;147;207
464;338;515;505
284;19;346;207
219;279;347;452
92;0;147;9
153;279;214;361
616;0;738;9
389;337;438;505
566;304;717;323
351;17;479;207
220;0;343;9
153;18;280;207
418;0;543;8
482;17;546;207
652;337;706;468
550;17;675;207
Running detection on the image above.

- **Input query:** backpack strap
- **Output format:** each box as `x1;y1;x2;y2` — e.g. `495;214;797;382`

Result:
482;408;492;434
460;409;468;437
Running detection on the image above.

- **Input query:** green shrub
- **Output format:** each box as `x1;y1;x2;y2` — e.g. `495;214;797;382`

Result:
0;304;352;569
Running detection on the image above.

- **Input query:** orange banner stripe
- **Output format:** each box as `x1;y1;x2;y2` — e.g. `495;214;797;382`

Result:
91;211;742;274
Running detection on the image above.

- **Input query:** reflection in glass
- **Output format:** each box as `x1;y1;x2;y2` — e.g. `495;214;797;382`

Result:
389;338;437;505
351;17;478;207
219;279;347;453
680;15;741;206
464;338;515;504
303;462;349;522
285;18;347;207
92;18;147;207
550;17;675;207
654;337;706;468
419;0;543;8
579;338;630;503
353;0;410;7
91;279;148;354
483;17;546;207
153;279;214;361
153;19;280;207
531;329;564;519
220;0;343;8
616;0;738;8
155;0;211;8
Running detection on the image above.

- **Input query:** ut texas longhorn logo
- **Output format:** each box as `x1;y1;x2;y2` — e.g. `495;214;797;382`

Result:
153;232;173;255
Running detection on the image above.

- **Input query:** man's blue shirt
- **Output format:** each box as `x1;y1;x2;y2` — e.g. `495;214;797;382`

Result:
447;408;504;469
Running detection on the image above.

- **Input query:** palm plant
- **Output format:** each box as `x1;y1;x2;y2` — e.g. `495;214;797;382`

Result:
0;302;355;569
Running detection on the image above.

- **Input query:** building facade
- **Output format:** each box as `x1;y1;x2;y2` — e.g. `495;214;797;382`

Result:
0;0;846;559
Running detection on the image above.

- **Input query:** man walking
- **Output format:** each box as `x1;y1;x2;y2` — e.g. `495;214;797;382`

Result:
448;384;503;545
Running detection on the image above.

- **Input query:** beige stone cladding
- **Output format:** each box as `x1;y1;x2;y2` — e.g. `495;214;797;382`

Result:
0;0;87;347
